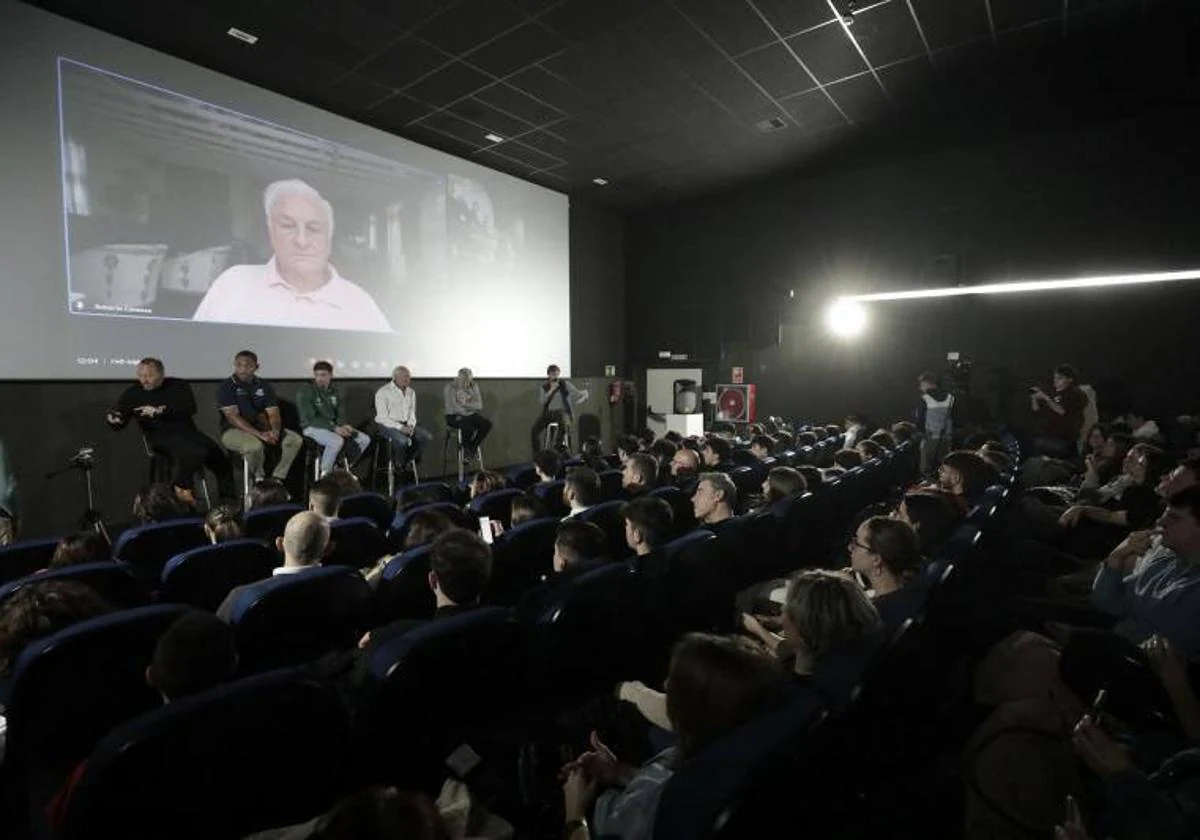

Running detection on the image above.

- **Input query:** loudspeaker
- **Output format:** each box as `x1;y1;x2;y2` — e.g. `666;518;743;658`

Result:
715;384;756;423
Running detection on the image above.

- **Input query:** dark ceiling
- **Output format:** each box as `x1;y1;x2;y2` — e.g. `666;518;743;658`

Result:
22;0;1200;208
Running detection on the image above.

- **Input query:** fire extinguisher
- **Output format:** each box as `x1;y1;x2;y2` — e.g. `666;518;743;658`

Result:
608;380;624;404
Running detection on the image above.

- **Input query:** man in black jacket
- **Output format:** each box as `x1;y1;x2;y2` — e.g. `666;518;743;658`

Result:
515;520;609;622
106;357;235;502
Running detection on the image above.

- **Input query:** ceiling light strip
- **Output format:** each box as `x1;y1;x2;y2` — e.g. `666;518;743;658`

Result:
847;268;1200;302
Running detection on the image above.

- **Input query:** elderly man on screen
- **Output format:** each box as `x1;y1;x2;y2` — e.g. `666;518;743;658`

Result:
193;179;391;333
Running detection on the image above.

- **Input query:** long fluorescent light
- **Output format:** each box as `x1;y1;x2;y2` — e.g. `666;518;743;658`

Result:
846;268;1200;302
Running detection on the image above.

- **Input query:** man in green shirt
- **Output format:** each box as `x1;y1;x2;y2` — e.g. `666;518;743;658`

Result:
297;361;370;477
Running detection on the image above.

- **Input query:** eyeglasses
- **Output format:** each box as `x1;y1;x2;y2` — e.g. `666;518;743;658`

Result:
849;537;873;552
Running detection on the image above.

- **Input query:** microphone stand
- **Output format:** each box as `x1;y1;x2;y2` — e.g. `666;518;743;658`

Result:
45;453;110;543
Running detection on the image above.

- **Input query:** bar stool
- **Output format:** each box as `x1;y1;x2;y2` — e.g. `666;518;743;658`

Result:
542;419;573;453
142;435;211;509
372;437;419;498
303;438;350;483
441;428;484;484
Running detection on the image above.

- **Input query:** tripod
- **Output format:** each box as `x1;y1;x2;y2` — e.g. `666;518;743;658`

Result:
45;448;110;543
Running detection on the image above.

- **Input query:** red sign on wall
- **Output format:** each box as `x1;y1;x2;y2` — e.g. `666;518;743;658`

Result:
731;366;744;384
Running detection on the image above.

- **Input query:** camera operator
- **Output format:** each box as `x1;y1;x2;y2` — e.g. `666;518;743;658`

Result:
106;358;235;504
1030;364;1088;459
916;371;955;476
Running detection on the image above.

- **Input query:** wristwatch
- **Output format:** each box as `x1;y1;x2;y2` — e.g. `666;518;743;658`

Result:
564;817;589;838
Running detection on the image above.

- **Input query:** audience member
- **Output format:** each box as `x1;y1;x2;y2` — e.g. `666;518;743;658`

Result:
869;430;897;451
796;465;824;490
692;472;736;528
254;786;449;840
795;431;819;449
749;435;775;461
566;634;784;840
847;517;927;632
308;476;343;520
890;421;917;445
669;448;701;495
1091;484;1200;653
856;439;883;461
843;415;868;449
131;483;192;524
622;453;658;498
616;435;641;466
468;470;507;500
822;466;847;481
563;467;601;518
832;449;863;470
501;492;544;528
894;492;961;557
324;468;362;498
249;478;291;509
533;450;562;483
761;466;806;506
699;437;732;471
622;496;674;557
551;519;610;577
979;449;1013;475
637;428;657;450
47;531;112;569
579;437;609;473
361;530;491;653
1078;432;1134;497
402;509;455;550
916;371;955;475
216;512;330;621
937;451;999;508
663;431;683;446
203;504;243;544
0;581;114;678
774;430;794;451
1030;364;1088;458
146;610;238;701
0;437;16;546
1128;408;1163;445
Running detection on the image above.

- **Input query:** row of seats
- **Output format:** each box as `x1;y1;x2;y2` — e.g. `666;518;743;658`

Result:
2;441;921;838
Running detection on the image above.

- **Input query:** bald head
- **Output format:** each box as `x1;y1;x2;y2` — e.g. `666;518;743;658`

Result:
280;511;330;568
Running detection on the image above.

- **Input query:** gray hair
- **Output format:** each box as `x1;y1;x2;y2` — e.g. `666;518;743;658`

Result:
699;471;737;511
263;179;334;234
392;365;410;379
281;511;330;566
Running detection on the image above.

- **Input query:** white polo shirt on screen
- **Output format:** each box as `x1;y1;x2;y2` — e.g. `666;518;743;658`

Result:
193;257;392;332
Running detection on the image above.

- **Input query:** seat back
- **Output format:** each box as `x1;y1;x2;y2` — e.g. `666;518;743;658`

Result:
487;517;559;605
577;499;630;557
359;608;525;786
396;480;454;509
225;567;372;673
0;562;150;611
648;485;696;538
0;537;60;585
160;540;277;611
524;563;650;703
241;504;306;542
337;492;394;531
659;530;732;633
5;604;189;819
56;668;353;840
654;691;826;840
532;479;568;517
112;519;208;587
467;488;525;529
327;517;393;568
597;469;624;501
375;544;436;623
505;464;539;490
726;466;760;512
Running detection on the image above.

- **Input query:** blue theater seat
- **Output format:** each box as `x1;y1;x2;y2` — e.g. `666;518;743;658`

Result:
113;519;208;587
576;499;630;557
0;562;150;611
487;516;558;605
326;516;393;569
374;544;435;623
467;487;526;528
242;503;305;542
160;539;277;611
337;491;393;531
0;537;60;585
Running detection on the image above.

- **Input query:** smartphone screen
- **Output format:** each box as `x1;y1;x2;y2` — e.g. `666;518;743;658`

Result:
478;516;493;544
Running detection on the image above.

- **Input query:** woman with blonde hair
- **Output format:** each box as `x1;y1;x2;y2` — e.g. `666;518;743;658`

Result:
443;367;491;461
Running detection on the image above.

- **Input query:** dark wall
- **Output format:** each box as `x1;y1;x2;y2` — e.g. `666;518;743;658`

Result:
626;106;1200;427
1;200;627;539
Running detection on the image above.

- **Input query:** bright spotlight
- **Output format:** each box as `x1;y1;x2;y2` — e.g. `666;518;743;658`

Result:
825;298;867;338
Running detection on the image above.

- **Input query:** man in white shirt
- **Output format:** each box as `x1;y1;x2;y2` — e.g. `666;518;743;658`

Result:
216;511;329;621
374;365;432;474
193;179;391;333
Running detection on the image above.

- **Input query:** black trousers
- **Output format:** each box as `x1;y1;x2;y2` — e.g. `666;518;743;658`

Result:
151;431;236;500
445;414;492;450
530;410;567;458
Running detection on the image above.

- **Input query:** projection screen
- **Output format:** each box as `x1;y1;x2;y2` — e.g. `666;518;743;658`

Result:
0;1;571;379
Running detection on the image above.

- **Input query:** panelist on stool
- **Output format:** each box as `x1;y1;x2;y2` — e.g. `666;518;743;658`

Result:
297;359;370;479
217;350;302;497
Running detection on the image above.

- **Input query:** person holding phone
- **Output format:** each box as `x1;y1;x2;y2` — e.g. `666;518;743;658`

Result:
1030;364;1088;459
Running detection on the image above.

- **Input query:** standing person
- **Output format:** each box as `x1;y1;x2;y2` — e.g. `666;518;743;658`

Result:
106;357;236;503
296;360;370;478
530;364;587;458
374;365;432;474
216;350;303;483
916;371;955;477
443;367;492;460
1030;364;1088;459
0;437;16;546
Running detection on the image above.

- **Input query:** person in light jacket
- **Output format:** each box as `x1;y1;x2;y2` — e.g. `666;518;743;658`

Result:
443;368;491;460
374;366;431;472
